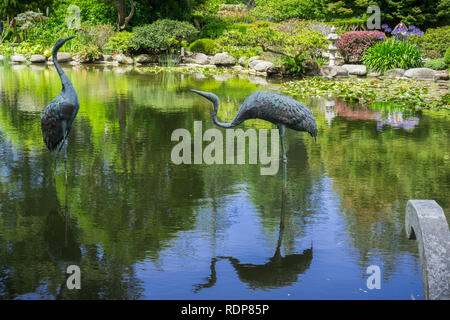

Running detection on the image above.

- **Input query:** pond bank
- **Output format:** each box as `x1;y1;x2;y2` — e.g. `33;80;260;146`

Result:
1;55;448;111
2;50;449;82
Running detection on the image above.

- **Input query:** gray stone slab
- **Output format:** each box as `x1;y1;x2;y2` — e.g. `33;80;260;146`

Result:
405;200;450;300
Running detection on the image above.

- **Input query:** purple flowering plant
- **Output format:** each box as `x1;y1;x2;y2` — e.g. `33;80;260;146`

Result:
381;23;424;40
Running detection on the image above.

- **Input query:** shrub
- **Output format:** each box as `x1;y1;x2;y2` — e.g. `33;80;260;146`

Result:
131;19;198;53
444;47;450;65
14;41;46;55
250;0;323;22
53;0;115;25
424;58;447;70
325;16;367;31
104;31;133;54
78;23;115;50
409;26;450;58
337;31;385;63
199;20;230;39
283;26;328;58
363;39;423;73
216;4;257;23
75;43;102;63
216;29;253;49
189;39;217;55
281;53;308;77
216;21;327;60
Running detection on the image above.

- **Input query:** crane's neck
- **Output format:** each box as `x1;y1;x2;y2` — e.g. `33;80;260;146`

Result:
52;49;72;91
212;102;234;128
191;89;235;128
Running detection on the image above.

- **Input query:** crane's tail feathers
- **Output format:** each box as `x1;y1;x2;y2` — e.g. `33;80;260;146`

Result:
190;89;219;106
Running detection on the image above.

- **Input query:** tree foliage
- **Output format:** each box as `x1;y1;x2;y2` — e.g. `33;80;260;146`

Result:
130;19;199;53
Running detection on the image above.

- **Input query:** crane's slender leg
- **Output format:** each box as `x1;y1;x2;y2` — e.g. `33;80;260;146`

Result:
64;139;68;186
274;160;287;259
278;124;287;163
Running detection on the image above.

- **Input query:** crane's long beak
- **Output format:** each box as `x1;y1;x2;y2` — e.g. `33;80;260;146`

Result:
191;89;209;99
64;35;75;42
191;89;219;106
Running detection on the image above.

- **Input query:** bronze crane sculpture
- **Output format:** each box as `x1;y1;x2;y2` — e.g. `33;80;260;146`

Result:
41;36;79;182
191;90;318;162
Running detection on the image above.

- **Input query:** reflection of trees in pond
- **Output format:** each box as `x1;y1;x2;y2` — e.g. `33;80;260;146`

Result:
0;129;146;299
315;97;421;133
307;99;448;277
246;132;315;253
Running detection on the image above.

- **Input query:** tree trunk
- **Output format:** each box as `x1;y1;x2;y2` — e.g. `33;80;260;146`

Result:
113;0;135;31
11;18;22;43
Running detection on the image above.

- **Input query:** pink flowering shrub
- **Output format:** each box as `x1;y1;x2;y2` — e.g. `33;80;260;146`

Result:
337;31;385;63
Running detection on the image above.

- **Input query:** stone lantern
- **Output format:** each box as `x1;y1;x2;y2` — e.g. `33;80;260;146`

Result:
327;26;340;66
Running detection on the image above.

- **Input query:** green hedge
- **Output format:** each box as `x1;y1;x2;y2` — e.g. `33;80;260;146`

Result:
444;47;450;65
424;58;447;70
189;39;217;55
409;26;450;58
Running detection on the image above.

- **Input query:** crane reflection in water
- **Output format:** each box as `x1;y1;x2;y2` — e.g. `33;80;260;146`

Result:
193;162;313;292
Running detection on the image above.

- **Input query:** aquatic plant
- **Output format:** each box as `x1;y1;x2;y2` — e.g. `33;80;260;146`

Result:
281;77;449;110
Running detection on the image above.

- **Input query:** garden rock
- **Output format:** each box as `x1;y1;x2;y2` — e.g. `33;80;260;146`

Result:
238;57;246;67
10;55;27;63
136;54;159;64
184;53;209;65
252;61;273;72
113;53;134;64
103;54;113;62
248;56;263;65
342;64;367;76
248;58;266;69
335;57;345;66
368;71;382;77
211;53;236;66
434;71;449;81
266;66;283;78
302;58;320;76
49;52;72;63
404;68;436;81
384;68;406;78
30;54;47;63
320;65;348;77
248;75;269;85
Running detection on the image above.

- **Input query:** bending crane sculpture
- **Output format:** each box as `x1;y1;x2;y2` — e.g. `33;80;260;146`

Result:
191;90;318;162
41;36;79;181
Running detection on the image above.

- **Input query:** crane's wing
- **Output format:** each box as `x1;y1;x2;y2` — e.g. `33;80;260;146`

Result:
236;92;317;135
41;96;76;152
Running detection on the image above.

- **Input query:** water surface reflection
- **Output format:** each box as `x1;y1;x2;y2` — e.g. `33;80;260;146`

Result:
1;65;448;299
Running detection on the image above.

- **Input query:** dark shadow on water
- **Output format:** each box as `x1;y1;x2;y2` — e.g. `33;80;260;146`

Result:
193;162;313;292
44;182;81;299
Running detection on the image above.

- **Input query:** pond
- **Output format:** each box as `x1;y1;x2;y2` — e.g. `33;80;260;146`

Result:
0;64;448;299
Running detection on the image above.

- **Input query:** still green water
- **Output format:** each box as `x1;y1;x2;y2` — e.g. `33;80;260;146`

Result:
0;64;448;299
